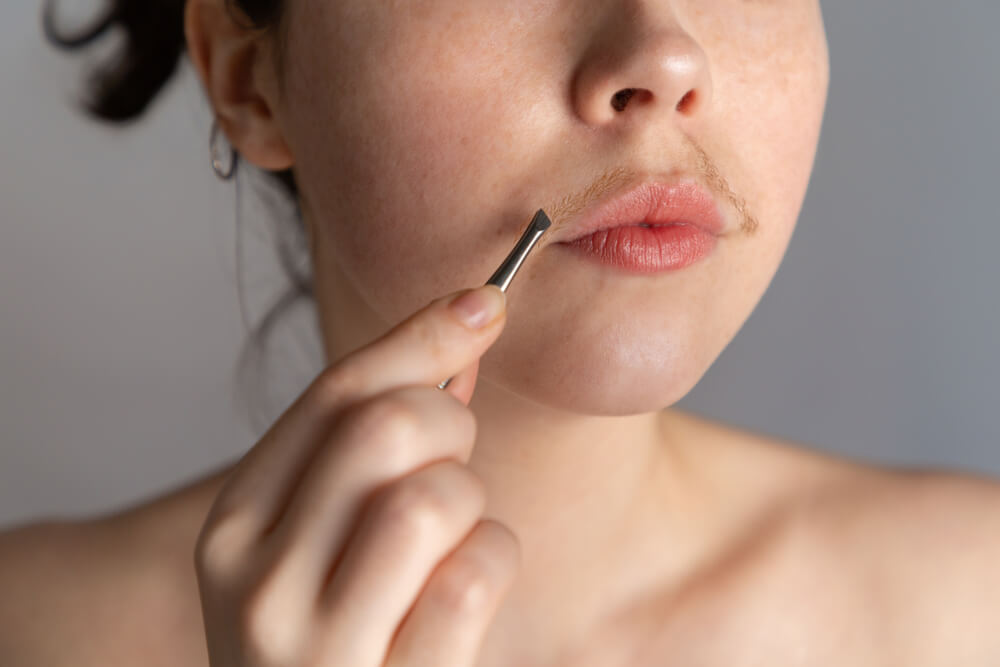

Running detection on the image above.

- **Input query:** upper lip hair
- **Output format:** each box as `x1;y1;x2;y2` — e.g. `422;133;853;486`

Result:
549;175;726;245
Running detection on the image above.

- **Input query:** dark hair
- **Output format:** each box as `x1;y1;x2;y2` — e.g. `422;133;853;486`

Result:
42;0;316;435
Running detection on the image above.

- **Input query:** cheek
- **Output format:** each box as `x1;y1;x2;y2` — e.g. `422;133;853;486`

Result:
707;3;829;289
281;3;543;321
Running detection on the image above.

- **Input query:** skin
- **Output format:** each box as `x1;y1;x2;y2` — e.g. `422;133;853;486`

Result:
3;0;1000;665
244;0;830;654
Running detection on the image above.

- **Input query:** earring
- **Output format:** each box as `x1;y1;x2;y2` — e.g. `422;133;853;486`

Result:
210;120;237;180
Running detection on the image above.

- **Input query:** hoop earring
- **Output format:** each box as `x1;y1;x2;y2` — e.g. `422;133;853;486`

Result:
210;120;238;180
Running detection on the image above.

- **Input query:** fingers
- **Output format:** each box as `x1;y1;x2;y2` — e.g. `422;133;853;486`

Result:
313;460;489;666
202;285;506;550
335;285;506;400
384;520;521;667
257;385;480;608
193;284;514;667
441;357;482;407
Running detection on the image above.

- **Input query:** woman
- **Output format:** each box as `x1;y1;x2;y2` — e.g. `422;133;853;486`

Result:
3;0;999;664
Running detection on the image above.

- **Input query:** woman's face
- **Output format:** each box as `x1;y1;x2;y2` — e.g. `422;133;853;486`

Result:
270;0;829;414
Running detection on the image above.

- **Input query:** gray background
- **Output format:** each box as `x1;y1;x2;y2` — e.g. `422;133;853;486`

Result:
2;1;998;529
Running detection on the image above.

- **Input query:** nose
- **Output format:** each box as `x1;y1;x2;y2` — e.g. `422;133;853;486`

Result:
571;5;713;129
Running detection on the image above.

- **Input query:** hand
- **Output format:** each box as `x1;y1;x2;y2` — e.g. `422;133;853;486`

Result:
194;285;521;666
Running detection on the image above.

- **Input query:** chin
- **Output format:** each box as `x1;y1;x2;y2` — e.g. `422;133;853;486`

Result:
478;321;717;416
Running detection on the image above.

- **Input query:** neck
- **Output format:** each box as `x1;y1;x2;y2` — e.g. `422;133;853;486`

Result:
463;380;714;651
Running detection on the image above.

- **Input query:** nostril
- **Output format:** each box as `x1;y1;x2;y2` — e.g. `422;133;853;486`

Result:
611;88;636;112
676;90;696;113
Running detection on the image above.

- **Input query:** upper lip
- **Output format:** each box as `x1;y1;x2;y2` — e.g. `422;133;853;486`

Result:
551;177;726;244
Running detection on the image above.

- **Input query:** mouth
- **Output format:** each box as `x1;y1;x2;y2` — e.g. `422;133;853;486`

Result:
549;179;726;245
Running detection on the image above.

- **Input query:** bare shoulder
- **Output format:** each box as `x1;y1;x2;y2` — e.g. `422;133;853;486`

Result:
673;410;1000;659
821;461;1000;599
0;511;208;666
732;421;1000;660
783;447;1000;584
680;409;1000;545
820;463;1000;661
0;518;123;665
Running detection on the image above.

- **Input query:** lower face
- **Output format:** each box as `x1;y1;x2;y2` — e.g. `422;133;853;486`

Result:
275;0;830;415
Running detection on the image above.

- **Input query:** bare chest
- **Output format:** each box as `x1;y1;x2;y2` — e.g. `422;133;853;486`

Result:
551;534;905;667
557;592;894;667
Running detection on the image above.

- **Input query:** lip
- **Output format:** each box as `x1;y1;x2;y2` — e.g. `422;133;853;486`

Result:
551;179;726;245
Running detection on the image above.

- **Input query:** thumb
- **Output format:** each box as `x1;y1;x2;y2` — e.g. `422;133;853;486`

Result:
443;357;481;406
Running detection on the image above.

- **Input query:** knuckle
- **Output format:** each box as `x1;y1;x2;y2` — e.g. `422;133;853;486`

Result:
477;520;523;579
194;513;248;580
238;582;302;665
310;361;360;409
409;316;449;364
376;475;454;543
431;552;500;614
339;395;423;461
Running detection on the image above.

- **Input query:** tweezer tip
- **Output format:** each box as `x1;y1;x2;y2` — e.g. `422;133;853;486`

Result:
532;209;552;231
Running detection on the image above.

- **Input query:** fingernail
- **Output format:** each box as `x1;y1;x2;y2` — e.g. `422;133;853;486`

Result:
448;285;506;330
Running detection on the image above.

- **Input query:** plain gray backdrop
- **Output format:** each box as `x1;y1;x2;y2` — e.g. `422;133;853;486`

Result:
2;1;998;528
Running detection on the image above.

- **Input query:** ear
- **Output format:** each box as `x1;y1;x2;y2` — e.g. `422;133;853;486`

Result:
183;0;293;170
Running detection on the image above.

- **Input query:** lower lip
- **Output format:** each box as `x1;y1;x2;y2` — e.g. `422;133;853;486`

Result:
558;224;718;273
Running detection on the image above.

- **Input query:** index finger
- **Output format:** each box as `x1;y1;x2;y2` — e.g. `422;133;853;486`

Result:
202;286;505;534
329;284;506;404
